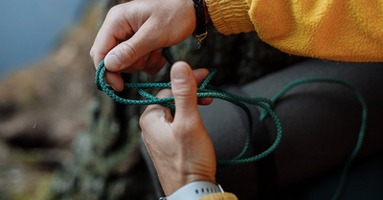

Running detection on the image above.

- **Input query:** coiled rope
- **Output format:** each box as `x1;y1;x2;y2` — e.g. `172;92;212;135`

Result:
95;59;367;200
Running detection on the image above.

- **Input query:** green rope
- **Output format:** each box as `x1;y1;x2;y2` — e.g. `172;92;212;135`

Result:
259;78;368;200
95;60;367;200
95;59;283;165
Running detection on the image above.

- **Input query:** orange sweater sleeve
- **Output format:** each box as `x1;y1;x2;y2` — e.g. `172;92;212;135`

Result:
199;192;238;200
205;0;383;62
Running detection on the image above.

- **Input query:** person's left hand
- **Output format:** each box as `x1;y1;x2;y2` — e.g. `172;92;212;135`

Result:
139;61;216;196
90;0;196;91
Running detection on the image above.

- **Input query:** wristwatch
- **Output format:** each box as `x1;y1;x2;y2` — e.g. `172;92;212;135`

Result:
160;181;224;200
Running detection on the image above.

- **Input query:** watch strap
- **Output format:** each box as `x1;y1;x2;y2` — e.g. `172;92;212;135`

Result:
161;181;223;200
192;0;208;48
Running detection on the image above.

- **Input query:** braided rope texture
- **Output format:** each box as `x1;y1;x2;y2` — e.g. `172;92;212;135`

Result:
95;60;367;199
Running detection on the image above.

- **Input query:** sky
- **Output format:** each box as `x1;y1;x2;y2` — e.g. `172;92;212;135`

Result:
0;0;88;78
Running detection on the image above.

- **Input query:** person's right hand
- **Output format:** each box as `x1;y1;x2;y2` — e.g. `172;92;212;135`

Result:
140;62;216;195
90;0;196;91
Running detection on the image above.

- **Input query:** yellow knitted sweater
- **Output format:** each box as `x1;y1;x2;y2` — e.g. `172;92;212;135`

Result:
199;1;382;199
199;192;238;200
205;0;383;62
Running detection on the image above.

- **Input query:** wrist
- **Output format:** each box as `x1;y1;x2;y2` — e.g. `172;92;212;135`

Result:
161;173;216;196
192;0;208;47
161;181;223;200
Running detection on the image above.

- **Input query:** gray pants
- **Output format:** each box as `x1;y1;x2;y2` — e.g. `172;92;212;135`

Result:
142;60;383;199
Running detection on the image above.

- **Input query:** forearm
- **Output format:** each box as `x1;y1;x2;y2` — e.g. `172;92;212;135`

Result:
206;0;383;62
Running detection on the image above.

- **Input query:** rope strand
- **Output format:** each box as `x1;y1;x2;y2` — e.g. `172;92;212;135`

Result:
95;59;283;164
95;59;367;200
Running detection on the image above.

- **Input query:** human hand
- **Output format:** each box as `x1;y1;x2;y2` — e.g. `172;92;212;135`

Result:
139;61;216;195
90;0;196;91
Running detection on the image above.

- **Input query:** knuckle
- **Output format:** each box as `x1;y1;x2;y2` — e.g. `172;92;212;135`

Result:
173;86;195;98
118;42;138;61
107;5;123;19
139;107;162;128
139;112;149;128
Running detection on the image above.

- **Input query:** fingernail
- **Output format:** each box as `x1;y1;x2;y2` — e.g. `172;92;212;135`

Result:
105;54;121;70
172;65;189;82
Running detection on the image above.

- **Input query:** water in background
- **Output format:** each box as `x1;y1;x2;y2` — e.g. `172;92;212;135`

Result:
0;0;89;78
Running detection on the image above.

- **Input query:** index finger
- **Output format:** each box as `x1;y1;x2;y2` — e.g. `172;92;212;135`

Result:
89;5;135;68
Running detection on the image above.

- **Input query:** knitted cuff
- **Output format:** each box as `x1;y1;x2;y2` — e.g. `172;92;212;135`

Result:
199;192;238;200
205;0;254;35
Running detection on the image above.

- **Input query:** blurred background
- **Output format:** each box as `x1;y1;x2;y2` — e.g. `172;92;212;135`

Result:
0;1;159;199
0;1;381;200
0;0;89;78
0;1;98;199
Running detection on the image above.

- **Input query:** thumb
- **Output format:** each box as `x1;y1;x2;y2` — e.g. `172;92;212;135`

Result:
104;23;160;72
171;61;199;120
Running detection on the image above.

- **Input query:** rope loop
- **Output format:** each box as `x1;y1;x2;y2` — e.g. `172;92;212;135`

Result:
95;59;282;164
95;59;367;200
